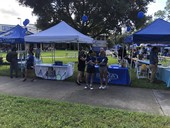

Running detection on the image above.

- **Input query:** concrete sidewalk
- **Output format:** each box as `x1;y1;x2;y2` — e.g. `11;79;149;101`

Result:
0;76;170;116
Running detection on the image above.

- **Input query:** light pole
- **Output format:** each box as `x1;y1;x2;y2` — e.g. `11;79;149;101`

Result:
17;17;21;25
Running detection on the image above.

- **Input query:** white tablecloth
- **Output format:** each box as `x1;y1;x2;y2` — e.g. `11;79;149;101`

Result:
18;61;26;69
35;63;74;80
18;59;42;69
157;66;170;87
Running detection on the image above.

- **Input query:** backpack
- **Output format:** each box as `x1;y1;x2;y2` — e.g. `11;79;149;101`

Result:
6;52;12;62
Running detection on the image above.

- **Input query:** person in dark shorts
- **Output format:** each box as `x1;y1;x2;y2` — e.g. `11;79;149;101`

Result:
23;50;35;82
85;50;96;90
76;50;86;85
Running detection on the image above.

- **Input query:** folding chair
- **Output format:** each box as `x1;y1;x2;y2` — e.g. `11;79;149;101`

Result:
136;64;148;79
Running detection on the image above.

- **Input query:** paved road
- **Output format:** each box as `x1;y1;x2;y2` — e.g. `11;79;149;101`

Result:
0;76;170;116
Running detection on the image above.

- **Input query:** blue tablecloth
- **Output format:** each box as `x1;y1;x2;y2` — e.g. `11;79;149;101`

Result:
157;66;170;87
94;65;130;86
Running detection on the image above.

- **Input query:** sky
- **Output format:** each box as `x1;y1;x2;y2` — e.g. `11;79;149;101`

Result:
0;0;167;25
147;0;167;16
0;0;37;25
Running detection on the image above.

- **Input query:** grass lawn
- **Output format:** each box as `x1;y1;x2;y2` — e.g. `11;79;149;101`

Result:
0;94;170;128
0;50;170;127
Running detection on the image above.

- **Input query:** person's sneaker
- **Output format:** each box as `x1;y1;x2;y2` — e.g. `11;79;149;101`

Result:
31;79;36;82
99;85;103;89
76;81;81;85
84;85;88;89
89;84;93;90
102;86;107;89
23;78;27;82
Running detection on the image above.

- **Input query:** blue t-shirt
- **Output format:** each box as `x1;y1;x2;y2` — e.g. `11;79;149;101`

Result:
27;55;34;67
97;56;108;67
86;56;96;69
149;51;158;65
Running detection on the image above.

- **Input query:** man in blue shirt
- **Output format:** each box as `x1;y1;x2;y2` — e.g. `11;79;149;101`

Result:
149;47;158;83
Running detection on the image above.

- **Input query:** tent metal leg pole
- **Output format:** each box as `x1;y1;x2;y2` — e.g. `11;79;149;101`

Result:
130;42;134;84
51;43;54;63
54;43;55;62
77;40;79;56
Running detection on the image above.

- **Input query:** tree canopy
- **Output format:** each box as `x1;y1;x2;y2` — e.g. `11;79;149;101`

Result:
17;0;153;38
154;0;170;20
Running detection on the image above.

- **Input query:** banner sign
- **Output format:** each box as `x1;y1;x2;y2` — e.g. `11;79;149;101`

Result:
35;63;74;80
94;65;130;85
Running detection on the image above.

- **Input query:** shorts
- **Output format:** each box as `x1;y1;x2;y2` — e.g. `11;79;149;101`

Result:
78;64;85;72
99;66;108;73
86;67;95;74
27;65;34;69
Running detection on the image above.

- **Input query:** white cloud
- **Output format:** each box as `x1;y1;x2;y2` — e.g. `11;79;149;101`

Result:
147;0;166;16
0;0;37;25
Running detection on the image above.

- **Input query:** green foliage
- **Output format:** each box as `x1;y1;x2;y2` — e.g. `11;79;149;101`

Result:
17;0;153;37
154;10;166;19
0;94;170;128
154;0;170;20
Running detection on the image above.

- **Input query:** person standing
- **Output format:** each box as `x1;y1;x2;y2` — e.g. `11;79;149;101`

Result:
149;47;158;83
35;44;41;59
76;50;86;85
23;50;35;82
97;50;108;89
85;50;96;90
8;47;18;78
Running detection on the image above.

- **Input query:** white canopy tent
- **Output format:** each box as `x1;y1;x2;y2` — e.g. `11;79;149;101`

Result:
24;21;93;44
25;21;93;62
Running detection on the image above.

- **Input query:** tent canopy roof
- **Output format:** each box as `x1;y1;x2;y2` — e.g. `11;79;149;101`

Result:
124;35;133;44
0;25;32;44
133;18;170;43
25;21;93;44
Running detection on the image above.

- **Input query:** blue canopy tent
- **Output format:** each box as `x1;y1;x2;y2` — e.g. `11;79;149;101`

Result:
133;18;170;43
0;25;33;72
0;25;32;44
124;35;133;44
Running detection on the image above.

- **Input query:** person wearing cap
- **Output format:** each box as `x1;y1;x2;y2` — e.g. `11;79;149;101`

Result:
85;50;96;90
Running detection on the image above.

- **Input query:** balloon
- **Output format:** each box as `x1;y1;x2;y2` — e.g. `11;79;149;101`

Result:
82;15;88;22
23;19;30;26
23;21;26;26
127;26;131;32
137;11;144;19
25;19;30;24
